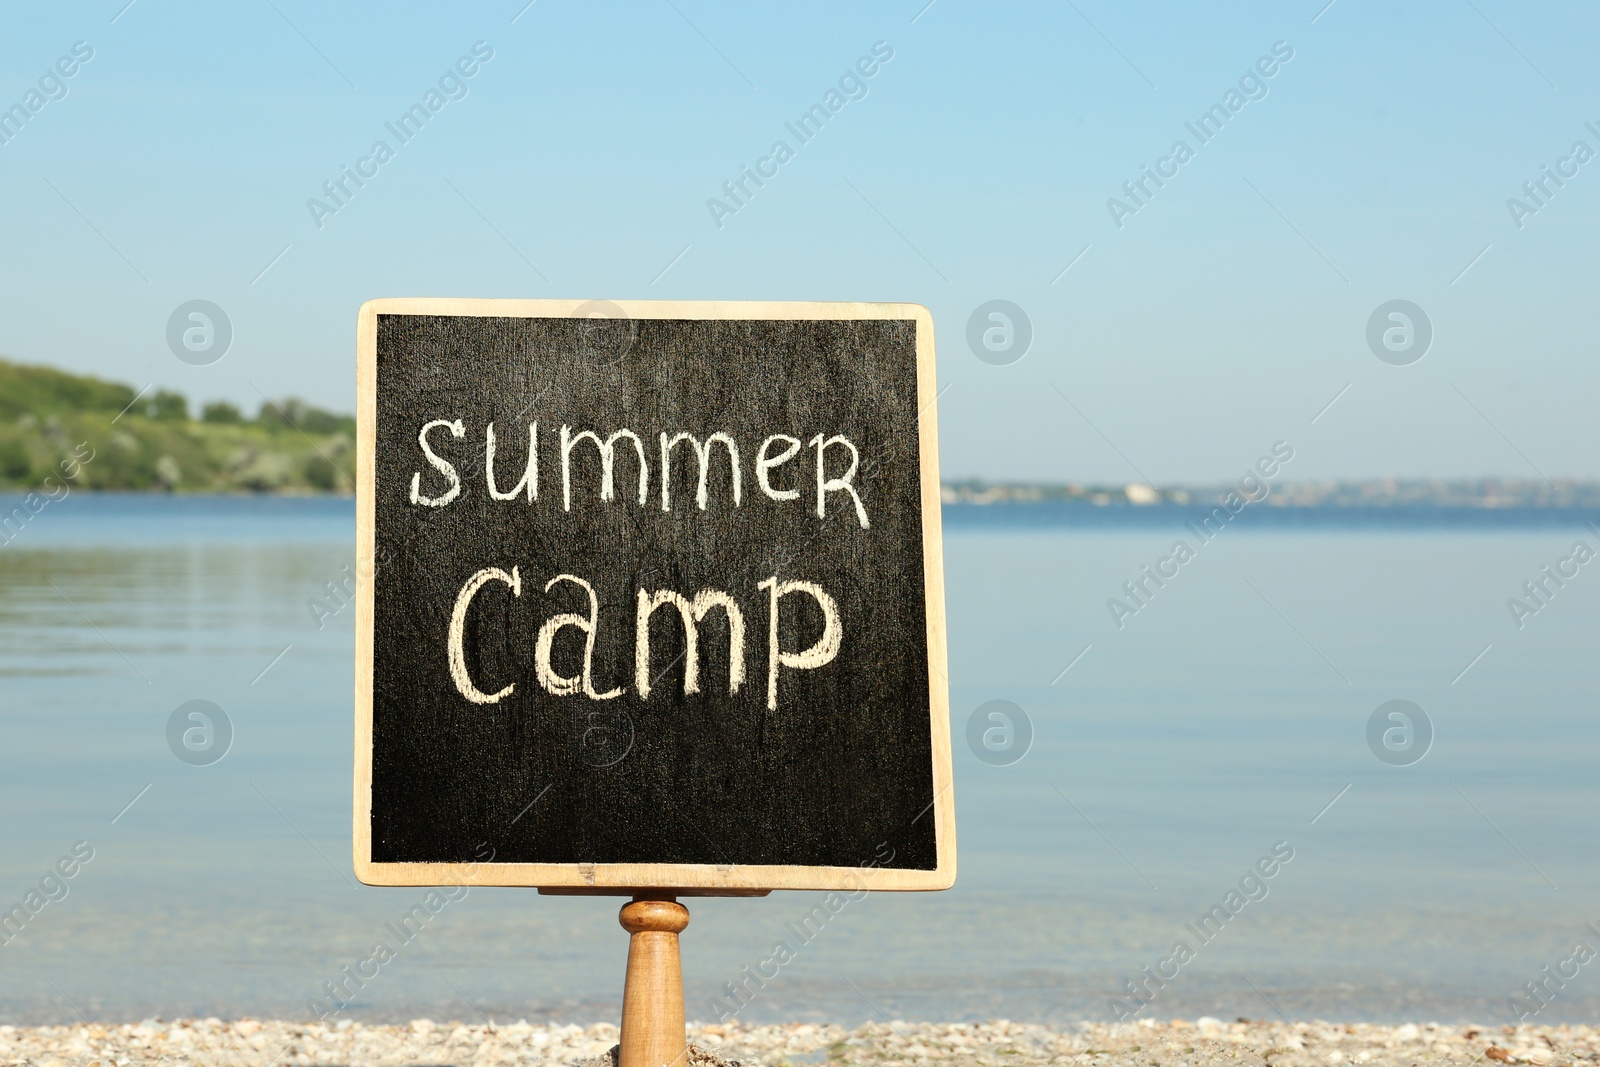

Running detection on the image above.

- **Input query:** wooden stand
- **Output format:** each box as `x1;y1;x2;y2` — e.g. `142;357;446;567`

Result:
618;895;690;1067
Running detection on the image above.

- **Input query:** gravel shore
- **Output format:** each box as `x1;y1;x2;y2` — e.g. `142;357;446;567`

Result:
1;1018;1593;1067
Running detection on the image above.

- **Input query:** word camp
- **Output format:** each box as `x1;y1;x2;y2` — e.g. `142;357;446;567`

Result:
447;570;841;712
407;419;872;527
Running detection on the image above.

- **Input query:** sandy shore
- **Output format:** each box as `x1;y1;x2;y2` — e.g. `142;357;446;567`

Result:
0;1018;1592;1067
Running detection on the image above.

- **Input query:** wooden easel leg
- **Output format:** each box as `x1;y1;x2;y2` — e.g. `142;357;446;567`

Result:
618;895;690;1067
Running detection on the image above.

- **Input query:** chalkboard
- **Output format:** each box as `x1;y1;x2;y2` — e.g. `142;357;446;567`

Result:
354;299;954;891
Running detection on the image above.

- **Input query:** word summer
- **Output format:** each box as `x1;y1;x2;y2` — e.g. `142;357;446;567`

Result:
408;420;872;527
448;570;842;711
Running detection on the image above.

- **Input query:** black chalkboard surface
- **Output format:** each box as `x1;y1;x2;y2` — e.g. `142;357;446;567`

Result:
354;300;954;891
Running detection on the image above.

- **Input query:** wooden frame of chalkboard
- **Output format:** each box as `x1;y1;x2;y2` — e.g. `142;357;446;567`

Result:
354;299;954;892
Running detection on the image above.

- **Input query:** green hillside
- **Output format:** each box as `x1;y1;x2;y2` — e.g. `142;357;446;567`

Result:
0;359;354;493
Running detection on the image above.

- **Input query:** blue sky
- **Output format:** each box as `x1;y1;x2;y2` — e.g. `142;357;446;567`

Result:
1;0;1596;482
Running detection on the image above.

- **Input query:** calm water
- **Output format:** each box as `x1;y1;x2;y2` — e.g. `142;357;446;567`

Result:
2;494;1598;1026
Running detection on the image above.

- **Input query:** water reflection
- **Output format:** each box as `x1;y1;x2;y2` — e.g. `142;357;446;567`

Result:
1;496;1598;1025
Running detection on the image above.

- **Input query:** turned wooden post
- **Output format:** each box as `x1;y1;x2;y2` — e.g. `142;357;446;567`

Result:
618;895;690;1067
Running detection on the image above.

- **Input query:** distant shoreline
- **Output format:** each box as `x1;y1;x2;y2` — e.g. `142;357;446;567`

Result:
4;483;1600;511
5;491;1600;541
942;478;1600;510
5;360;1593;509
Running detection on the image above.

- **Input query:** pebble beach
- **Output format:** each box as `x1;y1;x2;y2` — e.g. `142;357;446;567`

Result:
2;1018;1596;1067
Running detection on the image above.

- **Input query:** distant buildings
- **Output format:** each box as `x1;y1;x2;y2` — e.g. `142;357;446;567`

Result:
939;478;1600;509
